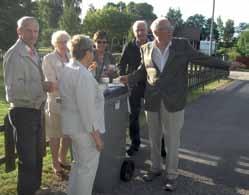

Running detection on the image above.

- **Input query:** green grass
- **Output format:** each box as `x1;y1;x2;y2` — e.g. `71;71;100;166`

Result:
0;60;232;195
187;79;232;103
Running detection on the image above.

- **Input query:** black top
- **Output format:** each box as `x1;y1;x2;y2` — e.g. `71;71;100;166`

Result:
118;39;145;97
118;39;142;75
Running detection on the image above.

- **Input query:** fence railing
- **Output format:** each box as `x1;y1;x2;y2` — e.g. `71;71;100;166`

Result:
0;62;229;169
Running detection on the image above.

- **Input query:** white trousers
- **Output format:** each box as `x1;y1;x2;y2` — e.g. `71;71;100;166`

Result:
67;132;100;195
145;101;184;180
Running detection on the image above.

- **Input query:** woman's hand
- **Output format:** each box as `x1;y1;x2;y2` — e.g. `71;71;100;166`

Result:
90;130;104;152
88;61;97;72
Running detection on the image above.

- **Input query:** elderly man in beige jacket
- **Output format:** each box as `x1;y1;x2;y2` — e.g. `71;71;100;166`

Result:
3;16;53;195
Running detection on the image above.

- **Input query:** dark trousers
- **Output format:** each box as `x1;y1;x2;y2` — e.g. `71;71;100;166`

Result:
129;86;143;148
10;107;43;195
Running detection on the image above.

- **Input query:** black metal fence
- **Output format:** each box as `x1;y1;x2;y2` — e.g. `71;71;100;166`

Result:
188;63;229;90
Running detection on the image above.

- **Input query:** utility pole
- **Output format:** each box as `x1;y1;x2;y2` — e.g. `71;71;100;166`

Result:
209;0;215;56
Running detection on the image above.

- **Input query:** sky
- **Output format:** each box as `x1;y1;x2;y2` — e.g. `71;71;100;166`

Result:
81;0;249;26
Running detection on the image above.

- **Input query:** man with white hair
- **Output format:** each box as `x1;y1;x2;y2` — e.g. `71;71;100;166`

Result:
118;20;149;156
120;17;244;191
3;16;53;195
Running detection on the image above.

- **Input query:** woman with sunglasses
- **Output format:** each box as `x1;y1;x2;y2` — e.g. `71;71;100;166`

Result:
92;31;117;82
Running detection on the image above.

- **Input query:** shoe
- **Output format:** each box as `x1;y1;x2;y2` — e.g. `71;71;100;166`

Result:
163;179;177;192
142;171;162;182
126;146;139;156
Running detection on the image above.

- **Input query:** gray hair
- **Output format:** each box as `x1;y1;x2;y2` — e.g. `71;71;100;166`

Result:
17;16;39;29
51;30;70;47
150;17;174;32
132;20;148;33
68;34;93;61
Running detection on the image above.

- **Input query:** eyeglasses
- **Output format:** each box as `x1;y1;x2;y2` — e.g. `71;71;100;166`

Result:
57;40;68;44
97;40;107;44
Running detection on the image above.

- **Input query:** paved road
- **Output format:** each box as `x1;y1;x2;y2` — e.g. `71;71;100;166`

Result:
45;72;249;195
107;74;249;195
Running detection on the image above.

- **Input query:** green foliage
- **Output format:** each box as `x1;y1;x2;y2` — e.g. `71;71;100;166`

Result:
126;2;157;21
217;16;224;42
82;7;134;52
223;19;235;46
185;14;206;29
227;48;240;60
237;30;249;56
204;18;219;41
58;3;81;36
166;8;184;30
0;0;36;50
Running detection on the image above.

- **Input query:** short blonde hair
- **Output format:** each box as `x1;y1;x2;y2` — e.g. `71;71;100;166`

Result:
51;30;70;47
67;34;93;61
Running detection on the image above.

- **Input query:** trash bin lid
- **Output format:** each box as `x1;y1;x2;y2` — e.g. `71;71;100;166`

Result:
104;85;128;99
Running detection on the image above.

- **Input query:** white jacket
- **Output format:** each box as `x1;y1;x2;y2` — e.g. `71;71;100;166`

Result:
59;60;105;136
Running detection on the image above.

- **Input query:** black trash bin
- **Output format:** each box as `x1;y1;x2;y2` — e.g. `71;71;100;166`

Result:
94;85;135;193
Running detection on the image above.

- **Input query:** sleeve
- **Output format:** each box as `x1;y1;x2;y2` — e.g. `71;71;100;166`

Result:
42;55;57;82
93;86;105;133
186;39;230;70
118;43;129;75
75;71;98;133
128;48;147;86
3;52;29;102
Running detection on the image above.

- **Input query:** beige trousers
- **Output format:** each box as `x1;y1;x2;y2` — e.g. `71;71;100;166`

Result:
145;101;184;180
67;132;100;195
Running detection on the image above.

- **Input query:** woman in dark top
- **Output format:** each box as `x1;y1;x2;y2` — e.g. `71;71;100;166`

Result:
92;31;116;82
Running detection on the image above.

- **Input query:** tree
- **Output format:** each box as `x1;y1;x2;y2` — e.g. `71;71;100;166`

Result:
236;22;249;34
216;16;224;42
185;14;206;29
223;19;235;47
0;0;36;50
166;8;184;32
204;18;219;41
126;2;157;21
34;0;63;47
185;14;207;40
82;6;134;51
237;30;249;56
58;0;81;36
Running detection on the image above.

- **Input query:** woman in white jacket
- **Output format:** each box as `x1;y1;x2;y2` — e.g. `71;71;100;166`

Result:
59;34;105;195
42;30;71;178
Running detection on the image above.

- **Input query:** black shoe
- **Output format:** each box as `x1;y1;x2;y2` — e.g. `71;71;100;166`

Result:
142;171;162;182
163;179;177;192
126;146;139;156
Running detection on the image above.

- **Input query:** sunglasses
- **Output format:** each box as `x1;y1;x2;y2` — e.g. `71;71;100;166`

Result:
97;40;107;44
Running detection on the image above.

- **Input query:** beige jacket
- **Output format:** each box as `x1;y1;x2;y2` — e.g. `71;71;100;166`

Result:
42;51;68;113
3;39;46;109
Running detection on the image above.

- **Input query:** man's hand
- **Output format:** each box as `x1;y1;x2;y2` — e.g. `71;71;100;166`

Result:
43;81;56;92
119;75;129;85
229;61;247;70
